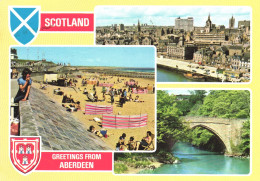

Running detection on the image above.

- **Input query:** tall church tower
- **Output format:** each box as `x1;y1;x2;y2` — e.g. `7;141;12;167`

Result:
137;19;141;32
205;13;212;33
229;15;235;29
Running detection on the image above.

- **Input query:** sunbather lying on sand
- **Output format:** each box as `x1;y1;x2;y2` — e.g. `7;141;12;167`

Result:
89;125;113;138
134;96;144;102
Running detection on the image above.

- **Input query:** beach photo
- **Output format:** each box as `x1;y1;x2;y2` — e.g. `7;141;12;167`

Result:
95;6;251;83
10;46;156;151
114;89;250;174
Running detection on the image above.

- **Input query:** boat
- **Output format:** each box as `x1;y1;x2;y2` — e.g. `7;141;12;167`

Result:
183;73;205;81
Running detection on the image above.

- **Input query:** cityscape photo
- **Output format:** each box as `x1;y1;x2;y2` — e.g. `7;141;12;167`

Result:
95;6;251;82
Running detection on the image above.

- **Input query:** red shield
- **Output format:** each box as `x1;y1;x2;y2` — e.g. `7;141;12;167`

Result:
10;137;41;174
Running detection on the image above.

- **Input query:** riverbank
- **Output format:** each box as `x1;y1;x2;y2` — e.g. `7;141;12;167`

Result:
157;57;230;82
157;66;218;82
138;142;250;174
115;160;163;174
114;151;178;174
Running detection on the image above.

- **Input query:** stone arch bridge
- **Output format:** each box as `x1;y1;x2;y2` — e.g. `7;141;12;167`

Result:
183;116;247;154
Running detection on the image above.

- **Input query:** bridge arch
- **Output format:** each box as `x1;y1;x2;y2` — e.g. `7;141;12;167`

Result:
183;116;246;154
191;124;227;153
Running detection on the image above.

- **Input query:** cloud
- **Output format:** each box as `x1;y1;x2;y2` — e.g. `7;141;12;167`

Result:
95;6;251;27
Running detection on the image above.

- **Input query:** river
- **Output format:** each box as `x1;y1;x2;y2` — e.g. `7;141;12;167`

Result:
157;67;220;82
157;67;198;82
140;142;250;174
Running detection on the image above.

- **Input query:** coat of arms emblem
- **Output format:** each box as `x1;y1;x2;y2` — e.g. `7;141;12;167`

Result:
9;6;40;45
10;137;41;174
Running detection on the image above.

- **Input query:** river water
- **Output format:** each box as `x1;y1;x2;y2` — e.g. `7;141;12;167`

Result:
157;67;197;82
140;142;250;174
157;67;221;82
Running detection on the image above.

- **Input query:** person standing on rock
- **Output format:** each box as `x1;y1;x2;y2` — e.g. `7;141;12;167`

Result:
14;68;32;103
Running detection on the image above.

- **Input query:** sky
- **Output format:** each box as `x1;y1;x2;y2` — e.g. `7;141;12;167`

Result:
95;6;251;27
13;46;155;68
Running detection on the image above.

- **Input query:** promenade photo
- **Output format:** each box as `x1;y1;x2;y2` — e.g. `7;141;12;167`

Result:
10;46;156;151
95;6;251;82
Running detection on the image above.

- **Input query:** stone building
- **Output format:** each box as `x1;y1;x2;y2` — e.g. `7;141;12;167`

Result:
137;19;141;32
167;45;197;60
11;48;18;59
119;24;125;31
238;20;250;29
175;17;194;31
230;54;250;72
229;46;243;56
193;33;225;43
229;15;235;29
205;14;212;33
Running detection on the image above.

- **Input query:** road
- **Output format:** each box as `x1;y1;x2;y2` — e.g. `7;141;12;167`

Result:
157;57;226;81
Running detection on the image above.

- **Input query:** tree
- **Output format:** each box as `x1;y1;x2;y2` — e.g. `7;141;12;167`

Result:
188;90;207;105
157;90;189;151
240;120;250;156
197;90;250;118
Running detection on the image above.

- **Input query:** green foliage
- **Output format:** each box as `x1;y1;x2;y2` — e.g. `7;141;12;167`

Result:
188;90;207;105
157;150;177;163
197;90;250;118
240;120;250;156
189;127;214;146
157;90;189;150
114;163;128;174
188;102;203;116
176;90;206;116
115;154;152;169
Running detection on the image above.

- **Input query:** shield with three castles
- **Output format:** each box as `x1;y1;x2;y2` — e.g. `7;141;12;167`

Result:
9;6;40;45
10;137;41;174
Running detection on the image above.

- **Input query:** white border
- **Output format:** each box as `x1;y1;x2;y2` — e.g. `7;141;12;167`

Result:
9;45;157;174
94;5;252;84
114;88;252;176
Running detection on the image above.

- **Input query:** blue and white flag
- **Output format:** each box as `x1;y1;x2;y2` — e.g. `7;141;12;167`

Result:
9;7;40;45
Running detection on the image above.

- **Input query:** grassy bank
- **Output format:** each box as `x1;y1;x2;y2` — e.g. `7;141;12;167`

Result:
114;151;178;174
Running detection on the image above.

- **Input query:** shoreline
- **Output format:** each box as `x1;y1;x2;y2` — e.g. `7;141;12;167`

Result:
157;64;222;82
157;57;233;82
115;160;163;174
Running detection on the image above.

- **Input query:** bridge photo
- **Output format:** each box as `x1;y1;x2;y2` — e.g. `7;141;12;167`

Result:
114;89;250;174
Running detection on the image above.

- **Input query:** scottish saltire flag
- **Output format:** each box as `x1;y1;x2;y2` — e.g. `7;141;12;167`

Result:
9;7;40;45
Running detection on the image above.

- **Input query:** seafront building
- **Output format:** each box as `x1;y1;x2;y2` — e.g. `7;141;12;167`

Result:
96;14;251;81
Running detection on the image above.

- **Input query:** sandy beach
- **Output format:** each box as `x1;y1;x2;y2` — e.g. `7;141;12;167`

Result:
31;72;155;150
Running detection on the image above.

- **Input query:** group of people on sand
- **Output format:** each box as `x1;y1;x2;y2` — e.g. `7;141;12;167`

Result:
61;94;81;112
63;78;78;87
81;84;144;106
109;88;144;107
115;131;153;151
88;125;153;151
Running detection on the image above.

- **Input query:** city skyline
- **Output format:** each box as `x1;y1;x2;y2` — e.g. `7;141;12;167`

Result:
95;6;251;27
12;46;155;68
